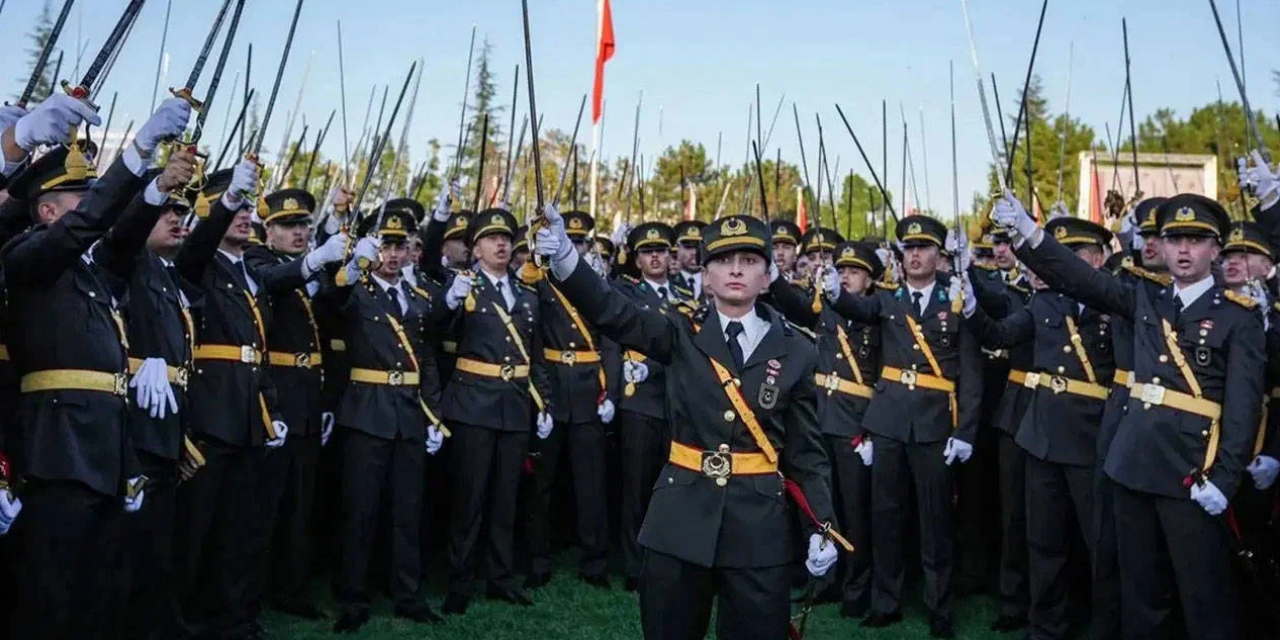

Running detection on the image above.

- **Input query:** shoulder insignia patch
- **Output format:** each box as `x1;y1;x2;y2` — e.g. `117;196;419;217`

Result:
787;321;817;341
621;274;640;284
1224;289;1258;309
875;281;897;291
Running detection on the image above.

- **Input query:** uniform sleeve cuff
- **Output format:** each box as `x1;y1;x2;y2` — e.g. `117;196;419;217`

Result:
143;179;167;206
550;248;580;280
121;144;151;178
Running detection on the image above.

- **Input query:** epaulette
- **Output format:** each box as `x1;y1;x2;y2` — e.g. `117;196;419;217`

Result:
1008;282;1030;295
674;285;695;299
409;284;431;300
787;321;817;341
875;281;897;291
621;274;640;285
1272;301;1280;314
1121;261;1173;286
517;281;538;293
1224;289;1258;309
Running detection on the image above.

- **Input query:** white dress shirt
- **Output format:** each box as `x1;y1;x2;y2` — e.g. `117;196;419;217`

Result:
481;269;516;310
370;273;408;314
217;248;258;295
645;277;675;302
718;307;768;363
906;280;936;316
1172;274;1215;311
681;270;703;299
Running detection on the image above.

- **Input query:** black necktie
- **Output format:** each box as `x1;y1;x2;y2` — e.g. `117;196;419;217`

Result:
657;286;668;301
911;291;924;318
1173;294;1184;322
387;287;403;318
725;320;746;370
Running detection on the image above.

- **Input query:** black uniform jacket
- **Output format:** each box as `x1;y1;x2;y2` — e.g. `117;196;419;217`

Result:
611;275;696;421
969;266;1035;437
1018;234;1265;499
246;246;324;437
819;271;983;446
555;258;833;569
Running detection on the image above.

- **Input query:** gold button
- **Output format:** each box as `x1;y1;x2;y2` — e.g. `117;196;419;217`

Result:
1063;346;1072;353
1159;355;1168;363
715;477;728;487
1152;377;1161;384
723;410;735;422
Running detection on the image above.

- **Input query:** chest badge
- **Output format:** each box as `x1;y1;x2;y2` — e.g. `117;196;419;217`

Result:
1194;346;1211;366
758;383;778;409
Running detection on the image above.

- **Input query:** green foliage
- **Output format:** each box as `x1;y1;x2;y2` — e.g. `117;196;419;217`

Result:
14;0;56;103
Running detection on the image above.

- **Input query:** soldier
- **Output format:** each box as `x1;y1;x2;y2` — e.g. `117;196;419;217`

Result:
326;207;447;632
433;207;550;613
960;217;1118;640
993;192;1265;639
611;222;696;592
1;96;191;639
769;241;883;618
799;226;843;271
523;209;616;589
173;158;289;640
770;219;802;279
535;208;842;639
1220;221;1273;292
244;188;350;620
671;220;706;299
511;225;530;274
818;214;981;638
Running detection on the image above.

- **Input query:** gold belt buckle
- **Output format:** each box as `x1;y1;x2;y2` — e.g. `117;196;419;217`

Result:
1050;375;1068;394
239;345;257;364
500;364;516;381
899;369;917;389
113;373;128;396
175;366;190;388
560;350;576;365
1023;372;1042;390
1140;383;1166;406
294;352;311;368
824;374;841;392
388;370;405;386
701;444;733;486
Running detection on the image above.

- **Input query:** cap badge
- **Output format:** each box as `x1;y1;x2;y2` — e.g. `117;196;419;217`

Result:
907;222;922;235
387;216;403;230
491;213;505;225
841;246;856;259
1054;225;1068;239
721;218;747;237
283;197;298;210
1229;227;1244;242
569;217;584;230
646;228;661;240
1174;207;1196;222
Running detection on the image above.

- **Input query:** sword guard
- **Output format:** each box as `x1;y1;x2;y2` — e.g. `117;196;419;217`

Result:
169;87;205;113
61;80;98;112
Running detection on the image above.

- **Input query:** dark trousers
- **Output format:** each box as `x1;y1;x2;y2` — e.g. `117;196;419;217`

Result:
1113;483;1242;640
526;419;610;578
247;432;321;615
175;438;263;638
1091;467;1122;640
337;429;425;613
122;453;182;640
7;479;122;640
447;423;527;594
996;431;1029;620
824;434;872;608
870;436;953;618
639;549;790;640
1025;454;1093;639
620;410;669;580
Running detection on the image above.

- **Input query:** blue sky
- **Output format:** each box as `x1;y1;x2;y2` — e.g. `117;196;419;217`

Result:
2;0;1277;215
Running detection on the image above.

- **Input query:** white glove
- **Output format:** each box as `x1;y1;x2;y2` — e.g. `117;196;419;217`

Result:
823;265;840;299
1245;150;1280;210
267;421;288;448
768;260;780;284
587;250;608;278
597;399;616;424
855;438;873;466
129;357;179;420
1131;231;1146;253
305;232;349;272
0;105;27;136
0;489;21;536
123;477;146;513
991;190;1037;240
951;273;976;317
536;412;554;440
432;181;457;222
623;360;649;384
134;97;193;155
952;231;970;274
445;273;474;311
805;532;839;577
1049;201;1071;221
320;411;335;447
943;437;973;465
426;425;445;455
12;93;102;150
610;223;632;248
1238;156;1253;192
221;159;260;208
1248;455;1280;490
351;236;380;266
534;204;574;263
1189;479;1228;516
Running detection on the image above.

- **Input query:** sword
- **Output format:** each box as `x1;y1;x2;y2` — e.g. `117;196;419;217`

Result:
1122;18;1141;198
278;124;308;188
169;0;233;112
472;113;490;213
1208;0;1268;161
451;25;478;181
16;0;75;107
520;0;548;280
302;109;335;191
552;94;588;206
835;103;899;222
61;0;146;112
248;0;305;161
351;61;416;227
957;0;1008;194
502;115;529;204
212;88;254;173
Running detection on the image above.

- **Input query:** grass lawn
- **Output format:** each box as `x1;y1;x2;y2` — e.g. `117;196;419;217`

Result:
263;570;1009;639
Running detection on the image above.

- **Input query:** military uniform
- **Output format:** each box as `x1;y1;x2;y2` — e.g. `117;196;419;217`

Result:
550;215;838;640
243;189;329;618
966;218;1117;639
2;145;149;638
1017;194;1263;639
173;169;283;639
525;210;616;585
671;220;706;300
436;209;550;610
824;215;982;630
770;241;883;616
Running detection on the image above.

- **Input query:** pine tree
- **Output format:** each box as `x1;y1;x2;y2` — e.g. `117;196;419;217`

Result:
15;0;56;103
459;38;506;208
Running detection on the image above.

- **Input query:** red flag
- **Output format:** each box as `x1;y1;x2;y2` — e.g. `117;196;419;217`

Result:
796;186;808;232
592;0;616;124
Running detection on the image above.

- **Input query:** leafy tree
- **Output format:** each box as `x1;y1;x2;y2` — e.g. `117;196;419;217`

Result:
14;0;55;103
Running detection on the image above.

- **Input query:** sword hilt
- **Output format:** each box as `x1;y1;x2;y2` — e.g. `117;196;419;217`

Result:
169;87;206;113
61;80;98;112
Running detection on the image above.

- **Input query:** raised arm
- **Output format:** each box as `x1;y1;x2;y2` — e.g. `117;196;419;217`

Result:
552;255;680;366
94;151;198;282
767;278;822;328
964;302;1034;350
1016;232;1135;319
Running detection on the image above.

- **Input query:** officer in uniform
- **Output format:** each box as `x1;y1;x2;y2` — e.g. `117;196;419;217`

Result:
770;219;802;279
960;217;1118;639
995;192;1265;639
1;96;191;639
770;240;883;618
433;207;550;614
523;209;616;589
326;207;447;632
821;214;981;638
536;208;843;640
672;220;706;300
799;226;843;272
244;188;350;620
511;225;531;276
610;221;696;592
174;158;289;640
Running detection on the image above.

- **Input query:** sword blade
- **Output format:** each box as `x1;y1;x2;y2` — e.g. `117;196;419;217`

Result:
76;0;145;95
19;0;76;106
185;0;234;91
191;0;247;142
252;0;306;156
958;0;1008;192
